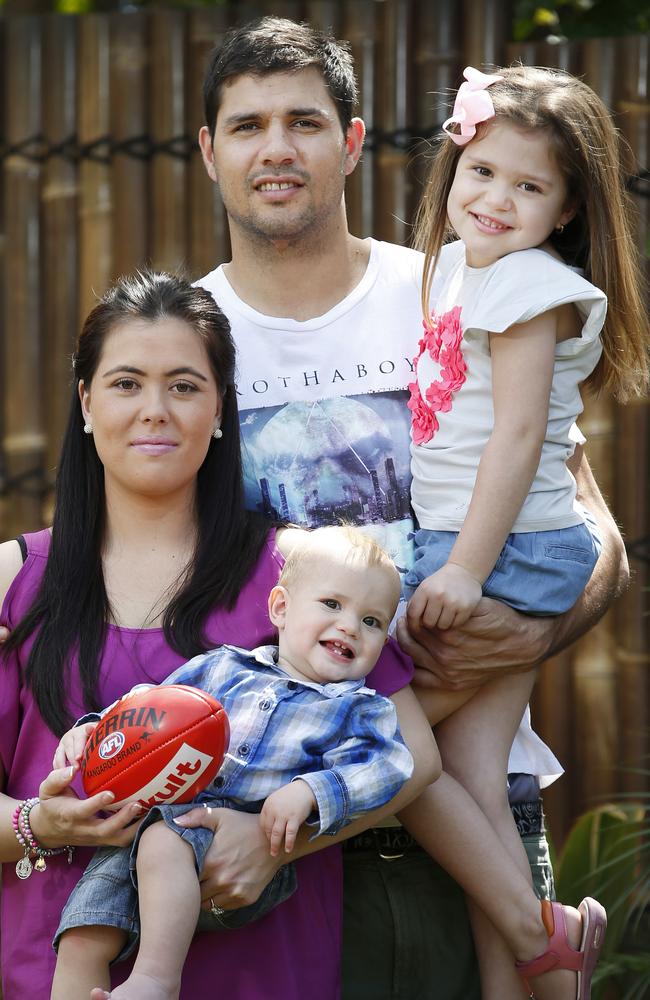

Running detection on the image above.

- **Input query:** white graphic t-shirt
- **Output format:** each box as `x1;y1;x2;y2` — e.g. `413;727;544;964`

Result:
198;238;563;784
199;240;425;577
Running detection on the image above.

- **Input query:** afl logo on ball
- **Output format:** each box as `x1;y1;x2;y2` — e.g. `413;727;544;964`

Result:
99;732;126;760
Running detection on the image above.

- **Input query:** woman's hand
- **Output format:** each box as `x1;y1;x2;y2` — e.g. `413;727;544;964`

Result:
175;806;283;910
29;764;142;850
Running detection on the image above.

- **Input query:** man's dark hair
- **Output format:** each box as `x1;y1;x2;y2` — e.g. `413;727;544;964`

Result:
203;16;358;139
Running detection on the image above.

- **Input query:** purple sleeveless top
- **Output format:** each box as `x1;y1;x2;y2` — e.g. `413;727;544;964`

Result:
0;529;413;999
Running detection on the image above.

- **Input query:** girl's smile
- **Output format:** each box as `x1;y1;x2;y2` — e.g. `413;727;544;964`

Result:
447;121;575;268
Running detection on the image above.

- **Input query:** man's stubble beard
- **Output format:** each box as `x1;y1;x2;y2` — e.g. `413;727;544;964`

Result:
221;166;347;254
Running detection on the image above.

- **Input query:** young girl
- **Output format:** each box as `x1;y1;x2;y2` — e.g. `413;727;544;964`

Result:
403;65;648;998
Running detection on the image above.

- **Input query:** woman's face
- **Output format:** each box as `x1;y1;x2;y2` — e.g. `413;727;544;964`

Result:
79;316;222;502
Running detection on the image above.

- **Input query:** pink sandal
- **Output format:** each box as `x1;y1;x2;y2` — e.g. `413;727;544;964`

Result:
515;897;607;999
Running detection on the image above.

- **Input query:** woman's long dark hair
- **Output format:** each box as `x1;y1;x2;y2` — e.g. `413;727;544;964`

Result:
4;271;269;736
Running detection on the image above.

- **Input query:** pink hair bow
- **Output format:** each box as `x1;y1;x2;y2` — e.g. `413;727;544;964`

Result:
442;66;504;146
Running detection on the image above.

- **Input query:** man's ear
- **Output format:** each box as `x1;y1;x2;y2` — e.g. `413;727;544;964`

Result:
343;118;365;176
199;126;218;184
268;585;289;630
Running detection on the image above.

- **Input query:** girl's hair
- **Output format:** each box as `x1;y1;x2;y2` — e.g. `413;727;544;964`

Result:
4;270;270;736
415;64;649;402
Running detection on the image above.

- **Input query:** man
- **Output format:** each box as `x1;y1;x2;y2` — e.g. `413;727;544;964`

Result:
207;15;627;999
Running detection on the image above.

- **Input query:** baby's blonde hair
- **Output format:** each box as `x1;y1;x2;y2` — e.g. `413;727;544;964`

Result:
279;526;401;618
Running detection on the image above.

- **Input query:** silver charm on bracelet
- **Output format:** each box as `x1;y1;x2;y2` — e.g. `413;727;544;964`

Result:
16;851;33;879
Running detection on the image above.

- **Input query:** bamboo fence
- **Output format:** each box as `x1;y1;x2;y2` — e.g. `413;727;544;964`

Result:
0;0;648;845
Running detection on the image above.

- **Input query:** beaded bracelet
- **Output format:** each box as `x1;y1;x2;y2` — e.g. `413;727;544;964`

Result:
12;798;74;879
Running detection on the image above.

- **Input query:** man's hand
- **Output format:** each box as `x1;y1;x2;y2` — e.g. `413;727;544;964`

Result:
396;595;551;690
407;565;482;631
260;780;317;856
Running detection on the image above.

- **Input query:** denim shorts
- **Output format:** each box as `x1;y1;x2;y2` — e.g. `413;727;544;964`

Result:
403;512;602;616
53;798;297;962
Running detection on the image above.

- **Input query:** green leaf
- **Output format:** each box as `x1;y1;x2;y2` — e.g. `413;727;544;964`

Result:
555;803;646;961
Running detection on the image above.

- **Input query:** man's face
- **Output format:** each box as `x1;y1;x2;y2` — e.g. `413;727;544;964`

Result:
199;67;363;247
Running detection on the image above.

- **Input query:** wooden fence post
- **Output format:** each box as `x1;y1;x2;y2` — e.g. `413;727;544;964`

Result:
375;0;413;245
344;0;378;241
149;9;188;274
187;6;231;278
78;13;112;316
110;9;148;278
2;16;45;538
42;14;79;514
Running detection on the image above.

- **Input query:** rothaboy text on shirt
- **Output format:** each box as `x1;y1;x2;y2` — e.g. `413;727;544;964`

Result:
236;356;416;397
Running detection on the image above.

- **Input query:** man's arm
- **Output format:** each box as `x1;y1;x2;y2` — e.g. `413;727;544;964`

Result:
396;446;628;691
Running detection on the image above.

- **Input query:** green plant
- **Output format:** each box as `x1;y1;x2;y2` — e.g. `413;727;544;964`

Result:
514;0;650;40
555;795;650;998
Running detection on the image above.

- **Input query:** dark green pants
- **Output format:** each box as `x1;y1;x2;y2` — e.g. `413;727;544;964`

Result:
341;832;554;1000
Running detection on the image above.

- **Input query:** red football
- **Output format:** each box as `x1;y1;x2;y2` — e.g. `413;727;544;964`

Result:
81;684;230;810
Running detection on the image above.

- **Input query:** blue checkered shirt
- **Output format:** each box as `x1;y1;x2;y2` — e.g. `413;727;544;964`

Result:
160;644;413;837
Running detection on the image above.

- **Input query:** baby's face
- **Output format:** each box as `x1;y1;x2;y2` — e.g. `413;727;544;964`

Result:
275;561;397;685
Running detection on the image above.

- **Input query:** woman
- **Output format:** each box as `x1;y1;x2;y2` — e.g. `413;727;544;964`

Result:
0;271;436;999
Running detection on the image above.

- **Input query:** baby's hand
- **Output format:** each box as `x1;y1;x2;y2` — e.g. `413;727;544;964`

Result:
259;780;317;857
408;563;483;630
53;722;98;770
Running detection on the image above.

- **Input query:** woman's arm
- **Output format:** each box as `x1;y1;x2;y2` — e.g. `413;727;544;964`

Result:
0;540;26;646
0;539;141;857
178;685;440;908
0;540;24;611
0;762;141;862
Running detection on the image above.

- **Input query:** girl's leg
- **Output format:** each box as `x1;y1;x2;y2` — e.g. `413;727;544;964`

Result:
404;672;584;1000
105;822;202;1000
51;926;125;1000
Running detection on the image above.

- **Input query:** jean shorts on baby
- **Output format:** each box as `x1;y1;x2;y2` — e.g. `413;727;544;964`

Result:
53;797;297;963
403;509;602;615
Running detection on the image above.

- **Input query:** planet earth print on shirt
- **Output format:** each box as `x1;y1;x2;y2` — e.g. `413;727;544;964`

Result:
240;390;415;577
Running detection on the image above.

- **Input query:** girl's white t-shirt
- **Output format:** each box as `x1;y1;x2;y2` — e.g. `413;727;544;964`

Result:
411;242;606;532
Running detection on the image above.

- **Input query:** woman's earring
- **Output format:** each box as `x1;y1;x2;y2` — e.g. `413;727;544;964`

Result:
212;425;223;440
555;223;565;234
83;423;93;435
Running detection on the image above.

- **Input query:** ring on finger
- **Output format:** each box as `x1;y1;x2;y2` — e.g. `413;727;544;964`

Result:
210;897;226;918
